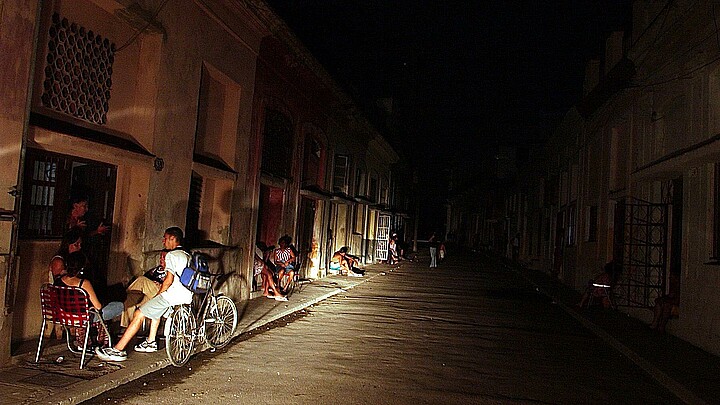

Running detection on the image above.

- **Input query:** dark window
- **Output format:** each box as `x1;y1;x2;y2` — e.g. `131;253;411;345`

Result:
567;204;577;246
332;155;349;193
302;136;321;187
587;205;598;242
185;172;203;245
20;149;115;239
714;163;720;258
354;168;366;196
261;109;293;178
369;176;378;202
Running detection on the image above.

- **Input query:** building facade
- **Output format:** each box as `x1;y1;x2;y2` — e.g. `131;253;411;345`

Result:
464;0;720;357
0;0;405;365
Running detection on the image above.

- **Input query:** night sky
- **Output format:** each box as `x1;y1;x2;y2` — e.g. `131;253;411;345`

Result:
266;0;631;234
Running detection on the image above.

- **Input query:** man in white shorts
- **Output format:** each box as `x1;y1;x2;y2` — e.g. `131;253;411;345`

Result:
96;227;192;361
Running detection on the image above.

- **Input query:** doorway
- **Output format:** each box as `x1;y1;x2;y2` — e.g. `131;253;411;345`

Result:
256;183;284;249
297;197;316;278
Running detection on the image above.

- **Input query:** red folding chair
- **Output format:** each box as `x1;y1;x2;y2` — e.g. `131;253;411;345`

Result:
35;283;112;369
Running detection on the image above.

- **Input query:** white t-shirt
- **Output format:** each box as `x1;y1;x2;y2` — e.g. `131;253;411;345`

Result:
161;248;193;305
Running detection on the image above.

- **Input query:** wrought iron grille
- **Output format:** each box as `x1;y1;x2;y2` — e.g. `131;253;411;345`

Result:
614;198;668;308
41;13;115;125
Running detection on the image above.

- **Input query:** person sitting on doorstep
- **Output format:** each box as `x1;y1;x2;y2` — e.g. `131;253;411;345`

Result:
331;246;364;277
121;250;168;328
254;242;287;301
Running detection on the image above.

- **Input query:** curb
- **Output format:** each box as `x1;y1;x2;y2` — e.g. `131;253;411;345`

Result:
499;261;707;405
52;269;385;404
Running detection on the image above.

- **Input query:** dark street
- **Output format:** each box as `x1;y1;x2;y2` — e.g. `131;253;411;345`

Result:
86;253;682;404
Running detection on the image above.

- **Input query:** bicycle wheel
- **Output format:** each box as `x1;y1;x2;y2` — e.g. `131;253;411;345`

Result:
205;295;238;349
164;305;196;367
279;271;296;297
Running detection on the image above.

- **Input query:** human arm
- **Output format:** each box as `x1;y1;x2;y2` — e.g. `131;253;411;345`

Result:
90;222;110;236
156;271;174;296
288;249;296;265
82;281;104;311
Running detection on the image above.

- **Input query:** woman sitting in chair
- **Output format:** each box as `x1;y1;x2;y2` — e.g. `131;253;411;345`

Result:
272;235;296;293
55;251;123;348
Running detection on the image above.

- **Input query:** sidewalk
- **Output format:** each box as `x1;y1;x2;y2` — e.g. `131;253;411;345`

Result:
0;264;394;405
494;254;720;405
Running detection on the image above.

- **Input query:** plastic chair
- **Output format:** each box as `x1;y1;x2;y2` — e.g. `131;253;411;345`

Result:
35;283;112;369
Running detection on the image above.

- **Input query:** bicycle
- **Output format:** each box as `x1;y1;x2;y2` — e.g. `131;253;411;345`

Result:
277;254;311;297
277;264;300;297
164;263;238;367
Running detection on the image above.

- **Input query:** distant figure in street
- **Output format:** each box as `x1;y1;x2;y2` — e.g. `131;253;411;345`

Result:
388;235;399;265
429;232;438;268
512;233;520;262
439;240;446;262
577;261;621;309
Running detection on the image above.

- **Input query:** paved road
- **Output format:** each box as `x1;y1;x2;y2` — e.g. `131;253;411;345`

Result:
85;255;682;404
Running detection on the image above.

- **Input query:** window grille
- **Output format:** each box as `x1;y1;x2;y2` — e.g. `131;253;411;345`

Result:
41;13;115;125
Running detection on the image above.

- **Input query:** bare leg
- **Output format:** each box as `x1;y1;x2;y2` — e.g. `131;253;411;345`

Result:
114;309;145;351
146;317;161;342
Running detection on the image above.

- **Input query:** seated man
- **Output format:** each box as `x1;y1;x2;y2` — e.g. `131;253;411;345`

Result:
271;235;296;294
331;246;364;277
121;250;168;328
96;227;192;361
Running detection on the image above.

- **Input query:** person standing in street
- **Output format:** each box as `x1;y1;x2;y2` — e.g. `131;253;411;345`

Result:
429;232;438;268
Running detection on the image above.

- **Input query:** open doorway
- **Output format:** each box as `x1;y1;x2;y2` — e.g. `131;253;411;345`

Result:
15;149;116;350
256;183;284;251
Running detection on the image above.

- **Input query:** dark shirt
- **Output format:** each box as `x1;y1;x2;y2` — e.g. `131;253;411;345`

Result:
144;266;166;284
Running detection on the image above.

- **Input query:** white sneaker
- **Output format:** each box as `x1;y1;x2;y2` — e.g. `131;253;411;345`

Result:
95;346;127;362
134;339;158;353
